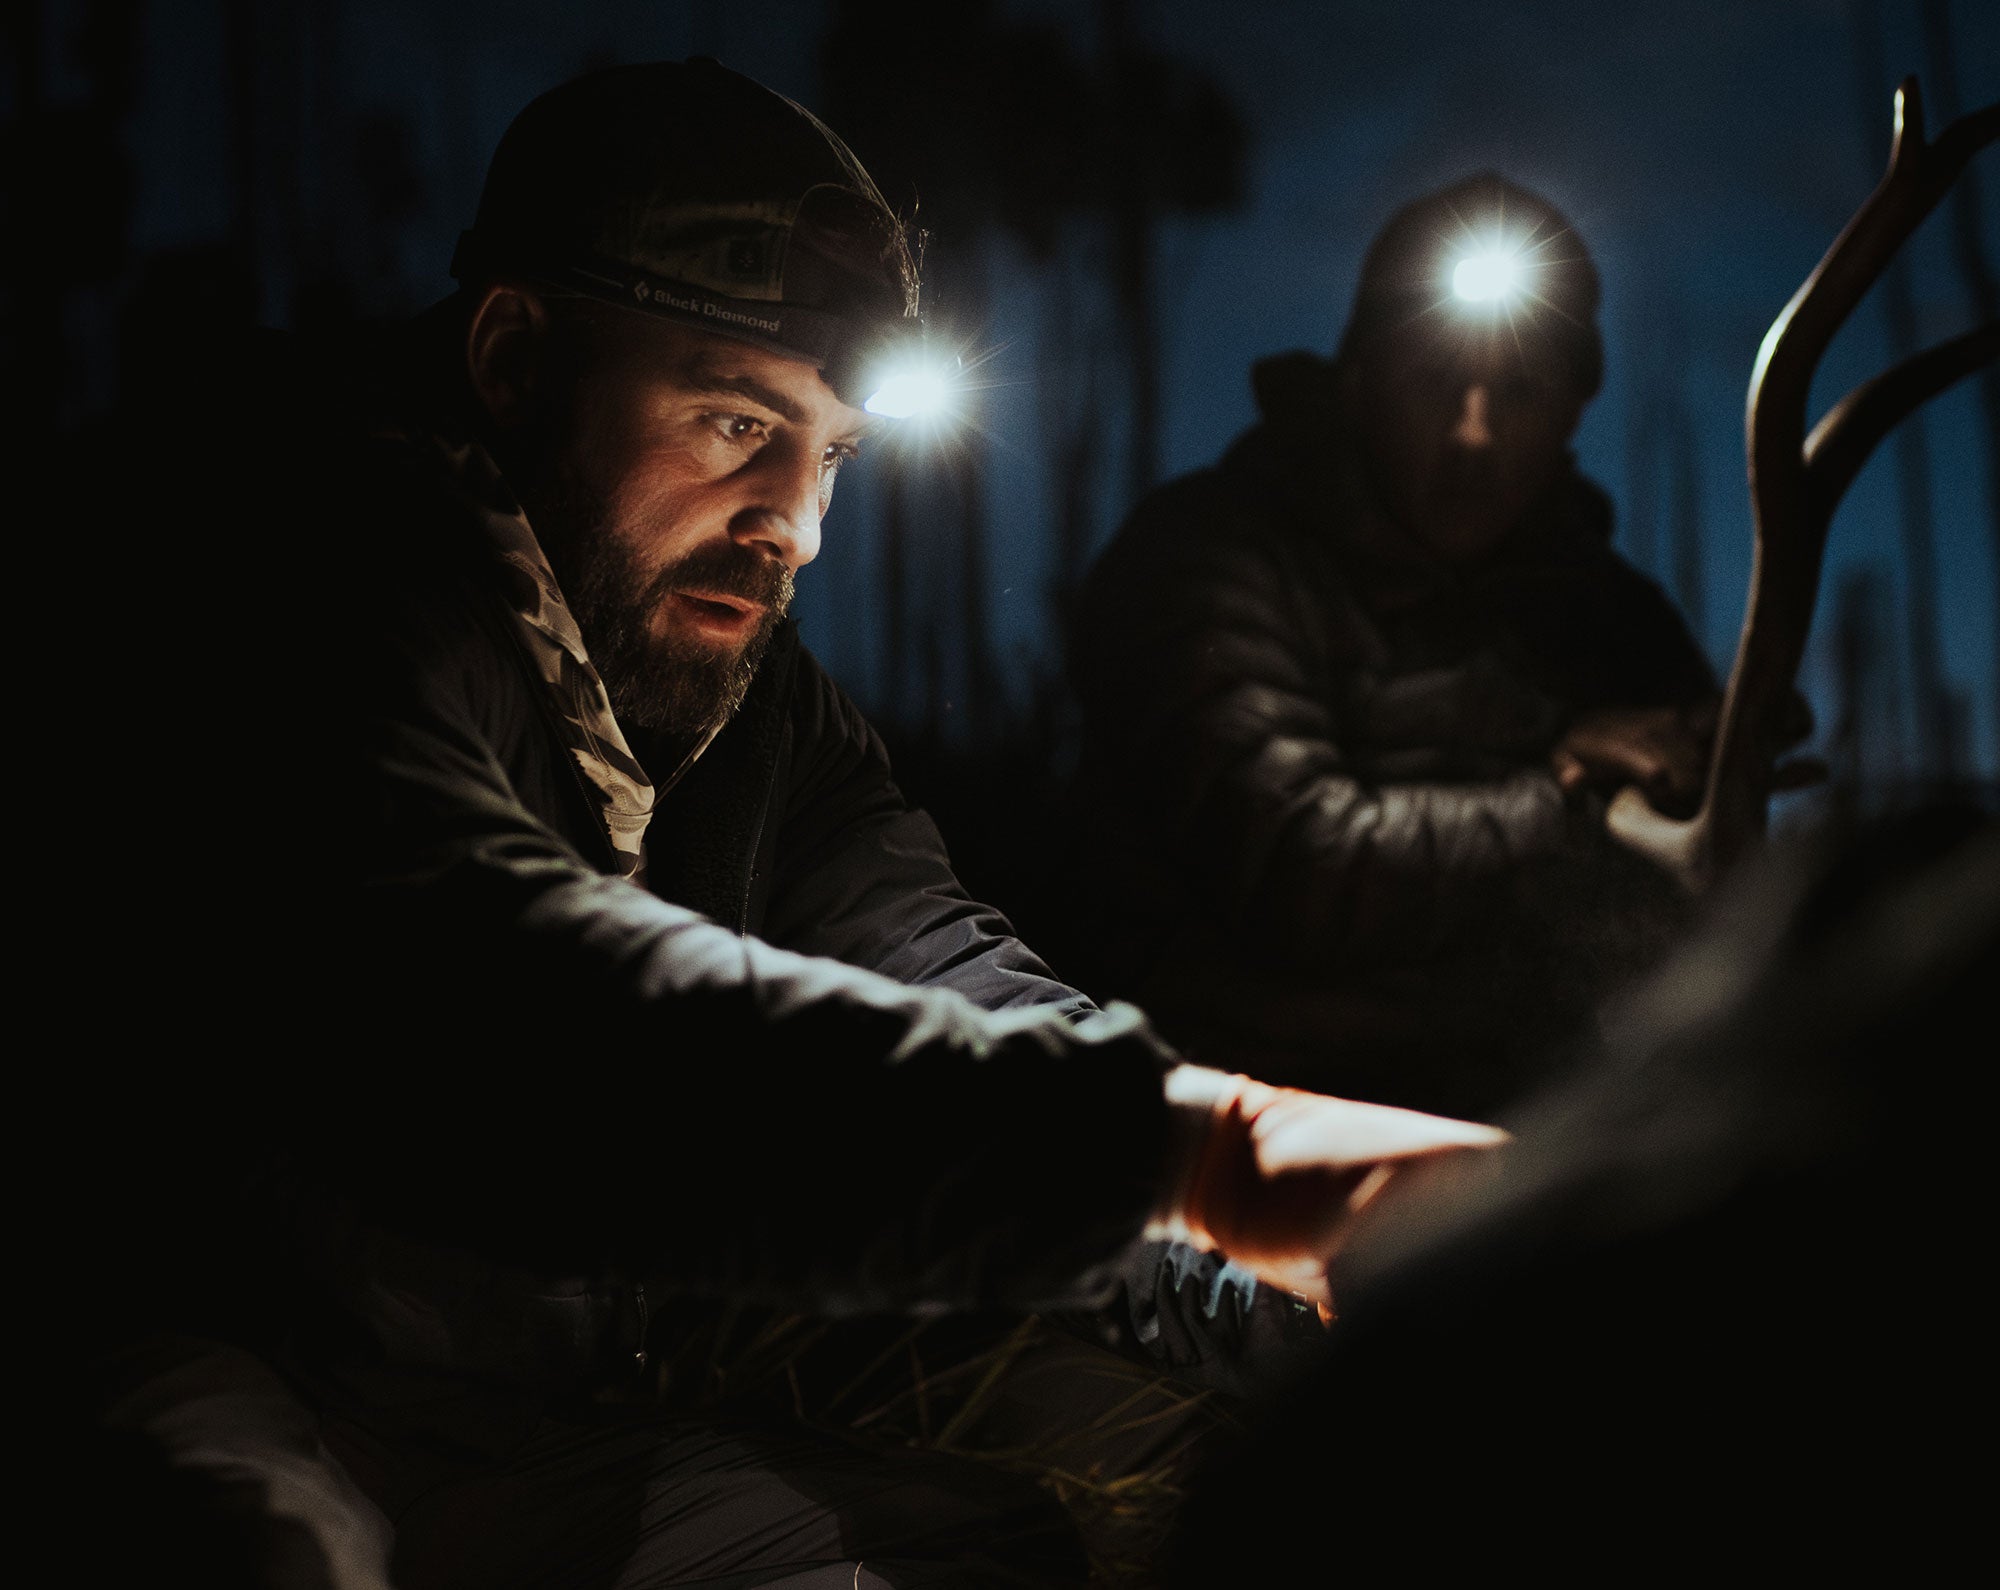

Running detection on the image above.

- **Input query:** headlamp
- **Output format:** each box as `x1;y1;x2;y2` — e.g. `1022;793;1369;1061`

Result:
865;368;949;418
451;236;956;420
1449;239;1534;308
853;343;962;422
813;315;960;421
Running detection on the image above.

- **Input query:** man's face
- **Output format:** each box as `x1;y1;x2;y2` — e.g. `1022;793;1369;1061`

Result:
1357;331;1586;563
515;310;873;736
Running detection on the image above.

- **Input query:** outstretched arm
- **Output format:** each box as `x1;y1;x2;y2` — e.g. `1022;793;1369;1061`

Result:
290;565;1167;1310
759;648;1092;1017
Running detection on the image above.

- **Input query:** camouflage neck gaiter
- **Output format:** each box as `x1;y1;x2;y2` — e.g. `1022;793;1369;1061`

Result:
434;438;658;882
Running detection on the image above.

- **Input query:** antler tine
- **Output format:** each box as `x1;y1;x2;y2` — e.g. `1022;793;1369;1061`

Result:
1609;79;1999;890
1721;81;1963;851
1806;321;2000;523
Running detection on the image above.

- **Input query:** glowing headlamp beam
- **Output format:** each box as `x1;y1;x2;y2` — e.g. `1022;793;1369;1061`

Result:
1451;248;1528;305
863;361;958;421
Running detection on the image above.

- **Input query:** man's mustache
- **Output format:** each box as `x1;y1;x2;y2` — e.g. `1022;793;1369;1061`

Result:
648;540;795;614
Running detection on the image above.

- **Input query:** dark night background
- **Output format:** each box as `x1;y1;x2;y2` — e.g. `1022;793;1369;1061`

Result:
9;0;1996;878
16;9;1997;1579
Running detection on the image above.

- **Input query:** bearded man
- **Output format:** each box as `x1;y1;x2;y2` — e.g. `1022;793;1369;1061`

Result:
81;62;1499;1588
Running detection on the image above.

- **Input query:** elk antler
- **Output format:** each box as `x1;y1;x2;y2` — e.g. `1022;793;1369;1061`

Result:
1609;79;2000;890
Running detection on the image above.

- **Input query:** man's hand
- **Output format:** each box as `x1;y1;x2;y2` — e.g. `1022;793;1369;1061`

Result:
1555;695;1825;816
1551;702;1713;814
1162;1072;1508;1309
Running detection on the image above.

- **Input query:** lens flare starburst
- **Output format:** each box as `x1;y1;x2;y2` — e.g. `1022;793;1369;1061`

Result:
864;362;956;421
1451;246;1529;304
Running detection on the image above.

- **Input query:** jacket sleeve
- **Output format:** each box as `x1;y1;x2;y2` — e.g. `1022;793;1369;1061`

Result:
1072;477;1581;968
215;522;1174;1315
758;650;1094;1017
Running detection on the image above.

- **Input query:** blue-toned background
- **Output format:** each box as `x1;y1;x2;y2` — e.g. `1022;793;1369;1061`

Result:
16;0;1997;789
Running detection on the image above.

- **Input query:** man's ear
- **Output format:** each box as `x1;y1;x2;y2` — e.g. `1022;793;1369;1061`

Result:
465;283;553;428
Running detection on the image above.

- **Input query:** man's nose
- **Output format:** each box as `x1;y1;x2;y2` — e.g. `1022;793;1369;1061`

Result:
1450;384;1494;450
729;444;823;570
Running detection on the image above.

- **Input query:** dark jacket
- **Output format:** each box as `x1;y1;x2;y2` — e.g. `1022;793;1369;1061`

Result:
92;323;1175;1381
1068;352;1714;1114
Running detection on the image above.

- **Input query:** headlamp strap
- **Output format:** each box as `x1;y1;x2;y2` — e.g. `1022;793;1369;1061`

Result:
451;232;858;368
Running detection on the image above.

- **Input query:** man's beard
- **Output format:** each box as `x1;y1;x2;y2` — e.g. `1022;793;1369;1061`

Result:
529;472;793;739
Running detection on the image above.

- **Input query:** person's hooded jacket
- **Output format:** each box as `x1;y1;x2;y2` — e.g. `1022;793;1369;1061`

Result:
1067;350;1716;1116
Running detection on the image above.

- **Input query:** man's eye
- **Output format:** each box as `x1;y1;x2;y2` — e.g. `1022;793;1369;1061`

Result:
709;414;767;443
817;444;859;514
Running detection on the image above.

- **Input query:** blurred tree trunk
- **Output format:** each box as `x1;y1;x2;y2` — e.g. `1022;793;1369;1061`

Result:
1832;566;1906;805
1850;0;1960;783
1920;0;2000;763
1623;393;1660;578
6;0;141;436
956;445;996;737
1624;373;1705;647
3;2;55;447
224;0;257;270
1668;401;1705;648
821;0;1242;735
1042;251;1106;613
1102;0;1159;503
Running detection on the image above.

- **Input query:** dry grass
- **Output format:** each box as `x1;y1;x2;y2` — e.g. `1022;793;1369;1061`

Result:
640;1305;1234;1586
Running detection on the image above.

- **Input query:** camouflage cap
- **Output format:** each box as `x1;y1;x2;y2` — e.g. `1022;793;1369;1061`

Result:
451;59;918;403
